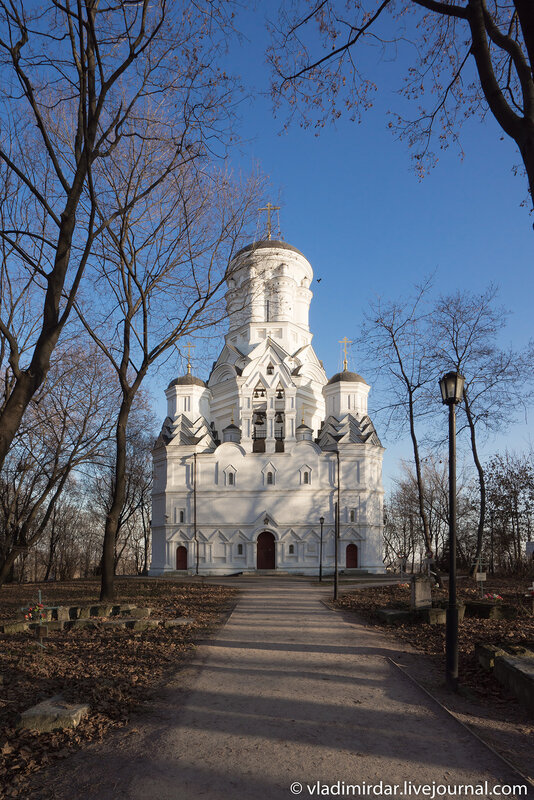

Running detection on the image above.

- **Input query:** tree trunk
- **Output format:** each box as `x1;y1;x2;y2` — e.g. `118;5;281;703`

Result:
517;121;534;213
44;508;58;582
464;395;486;577
0;546;27;587
407;390;443;586
100;396;132;601
0;195;81;472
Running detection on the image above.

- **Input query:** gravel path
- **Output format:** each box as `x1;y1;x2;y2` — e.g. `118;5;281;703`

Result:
38;579;530;800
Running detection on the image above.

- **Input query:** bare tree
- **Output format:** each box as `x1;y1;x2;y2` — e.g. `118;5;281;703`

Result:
385;456;477;572
75;145;264;599
0;342;116;587
429;286;533;574
269;2;534;209
0;0;240;472
485;450;534;570
89;396;155;576
358;282;442;579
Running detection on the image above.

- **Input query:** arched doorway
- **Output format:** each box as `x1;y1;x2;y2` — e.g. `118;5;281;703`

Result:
176;545;188;570
346;543;358;568
257;531;276;570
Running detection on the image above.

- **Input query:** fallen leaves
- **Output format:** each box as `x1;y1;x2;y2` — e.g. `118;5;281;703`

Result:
0;578;236;799
335;576;534;712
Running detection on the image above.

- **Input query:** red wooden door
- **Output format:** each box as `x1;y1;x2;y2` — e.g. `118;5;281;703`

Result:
257;531;276;569
176;546;188;570
346;543;358;568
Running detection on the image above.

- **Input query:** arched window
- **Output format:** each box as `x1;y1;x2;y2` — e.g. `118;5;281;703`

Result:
179;510;185;523
228;473;234;486
303;471;310;484
267;363;274;375
350;509;355;523
289;544;294;554
267;471;273;485
237;543;243;555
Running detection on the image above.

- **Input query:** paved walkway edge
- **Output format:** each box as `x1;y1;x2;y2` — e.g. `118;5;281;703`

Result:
388;657;534;790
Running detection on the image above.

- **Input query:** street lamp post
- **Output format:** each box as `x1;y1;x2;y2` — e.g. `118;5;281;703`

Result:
319;516;325;582
439;370;465;692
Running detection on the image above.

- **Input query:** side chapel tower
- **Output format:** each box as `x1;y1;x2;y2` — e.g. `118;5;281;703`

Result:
150;234;384;575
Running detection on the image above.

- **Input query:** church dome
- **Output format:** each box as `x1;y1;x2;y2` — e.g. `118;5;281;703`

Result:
233;239;305;260
167;373;206;389
327;371;368;386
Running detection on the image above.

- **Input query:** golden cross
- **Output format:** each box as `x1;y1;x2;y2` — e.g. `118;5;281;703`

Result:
185;341;195;374
258;202;281;240
338;337;352;371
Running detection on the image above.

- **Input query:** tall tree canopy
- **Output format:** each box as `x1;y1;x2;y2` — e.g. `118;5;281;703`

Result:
269;1;534;209
0;0;241;472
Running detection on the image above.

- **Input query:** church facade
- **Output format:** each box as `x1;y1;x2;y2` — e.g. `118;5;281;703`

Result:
150;238;385;576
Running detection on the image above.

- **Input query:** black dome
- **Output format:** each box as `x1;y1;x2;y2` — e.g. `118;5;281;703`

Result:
327;371;368;386
233;239;305;260
167;374;206;389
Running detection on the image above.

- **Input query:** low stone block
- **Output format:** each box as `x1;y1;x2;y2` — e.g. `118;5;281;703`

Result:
90;604;113;618
0;621;29;634
123;618;160;631
494;655;534;714
376;609;412;625
78;606;91;619
431;601;466;621
17;695;89;732
114;604;137;615
122;607;151;619
417;607;446;625
53;606;70;622
101;620;126;629
164;617;194;628
475;643;505;670
30;621;65;632
465;601;517;620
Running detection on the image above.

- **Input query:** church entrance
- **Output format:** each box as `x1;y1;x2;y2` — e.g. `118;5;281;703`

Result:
346;543;358;568
257;531;276;570
176;545;188;570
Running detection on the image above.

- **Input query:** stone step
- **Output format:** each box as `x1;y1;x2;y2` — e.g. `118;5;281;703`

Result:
164;617;194;628
17;695;89;732
494;655;534;714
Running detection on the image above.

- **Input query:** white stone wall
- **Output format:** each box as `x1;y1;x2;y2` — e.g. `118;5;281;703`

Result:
150;240;385;576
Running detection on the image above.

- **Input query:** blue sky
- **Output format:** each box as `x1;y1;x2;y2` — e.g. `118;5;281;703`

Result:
154;4;533;486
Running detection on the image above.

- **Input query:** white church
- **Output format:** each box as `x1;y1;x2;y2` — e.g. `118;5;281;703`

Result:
150;233;385;575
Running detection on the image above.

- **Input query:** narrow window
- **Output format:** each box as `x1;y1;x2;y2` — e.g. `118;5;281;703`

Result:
266;300;270;321
289;544;294;554
267;472;273;485
267;363;274;375
228;473;234;486
179;510;185;523
237;543;243;555
303;471;310;484
350;509;355;523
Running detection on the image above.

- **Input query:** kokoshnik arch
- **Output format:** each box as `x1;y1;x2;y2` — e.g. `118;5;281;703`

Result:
150;237;385;575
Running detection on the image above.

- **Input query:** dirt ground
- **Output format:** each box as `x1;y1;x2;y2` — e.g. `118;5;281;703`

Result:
0;578;237;800
1;575;532;798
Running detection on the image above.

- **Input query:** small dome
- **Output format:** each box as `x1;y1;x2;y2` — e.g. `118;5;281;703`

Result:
233;239;305;260
223;422;241;431
296;422;312;430
167;374;206;389
327;371;368;386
